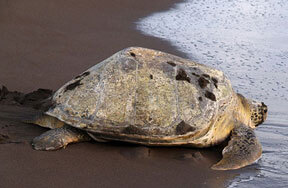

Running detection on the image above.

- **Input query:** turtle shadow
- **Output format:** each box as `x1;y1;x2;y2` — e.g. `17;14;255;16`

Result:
94;140;225;167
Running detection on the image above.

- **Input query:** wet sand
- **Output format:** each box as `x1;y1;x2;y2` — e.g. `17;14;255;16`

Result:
0;0;237;187
138;0;288;187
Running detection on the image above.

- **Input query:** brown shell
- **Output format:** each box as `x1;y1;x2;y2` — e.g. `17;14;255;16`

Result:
46;47;235;146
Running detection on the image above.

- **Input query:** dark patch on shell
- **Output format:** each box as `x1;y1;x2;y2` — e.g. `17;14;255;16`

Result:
75;71;90;79
212;77;218;88
202;74;210;79
198;77;210;88
64;80;83;92
176;69;191;83
176;121;196;135
205;91;216;101
150;75;153;79
122;125;148;136
198;97;203;101
191;72;200;77
130;52;136;57
167;61;176;67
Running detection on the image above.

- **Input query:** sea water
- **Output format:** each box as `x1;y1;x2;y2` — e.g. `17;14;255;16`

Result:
137;0;288;187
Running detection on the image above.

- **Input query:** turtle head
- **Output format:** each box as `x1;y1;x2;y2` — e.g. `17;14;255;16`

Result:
237;94;268;128
249;100;268;127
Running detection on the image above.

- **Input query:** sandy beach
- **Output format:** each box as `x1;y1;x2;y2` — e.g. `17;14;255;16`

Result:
0;0;238;187
0;0;188;93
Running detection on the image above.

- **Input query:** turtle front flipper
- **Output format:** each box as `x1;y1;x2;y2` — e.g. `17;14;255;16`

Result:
211;123;262;170
32;125;91;150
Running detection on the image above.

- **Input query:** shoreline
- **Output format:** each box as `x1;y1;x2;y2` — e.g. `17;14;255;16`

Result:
0;1;237;187
137;0;288;187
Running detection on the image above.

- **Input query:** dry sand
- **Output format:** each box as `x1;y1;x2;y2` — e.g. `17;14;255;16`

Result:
0;0;237;187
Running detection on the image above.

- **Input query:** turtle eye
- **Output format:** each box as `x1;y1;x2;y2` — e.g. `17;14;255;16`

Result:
261;102;268;113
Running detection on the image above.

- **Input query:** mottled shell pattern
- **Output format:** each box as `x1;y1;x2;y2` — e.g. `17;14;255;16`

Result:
46;47;237;146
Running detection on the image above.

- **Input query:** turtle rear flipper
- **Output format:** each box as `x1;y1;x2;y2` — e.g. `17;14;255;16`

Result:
32;125;91;151
24;113;65;129
211;123;262;170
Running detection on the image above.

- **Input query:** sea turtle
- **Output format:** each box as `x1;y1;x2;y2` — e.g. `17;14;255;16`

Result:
29;47;267;170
